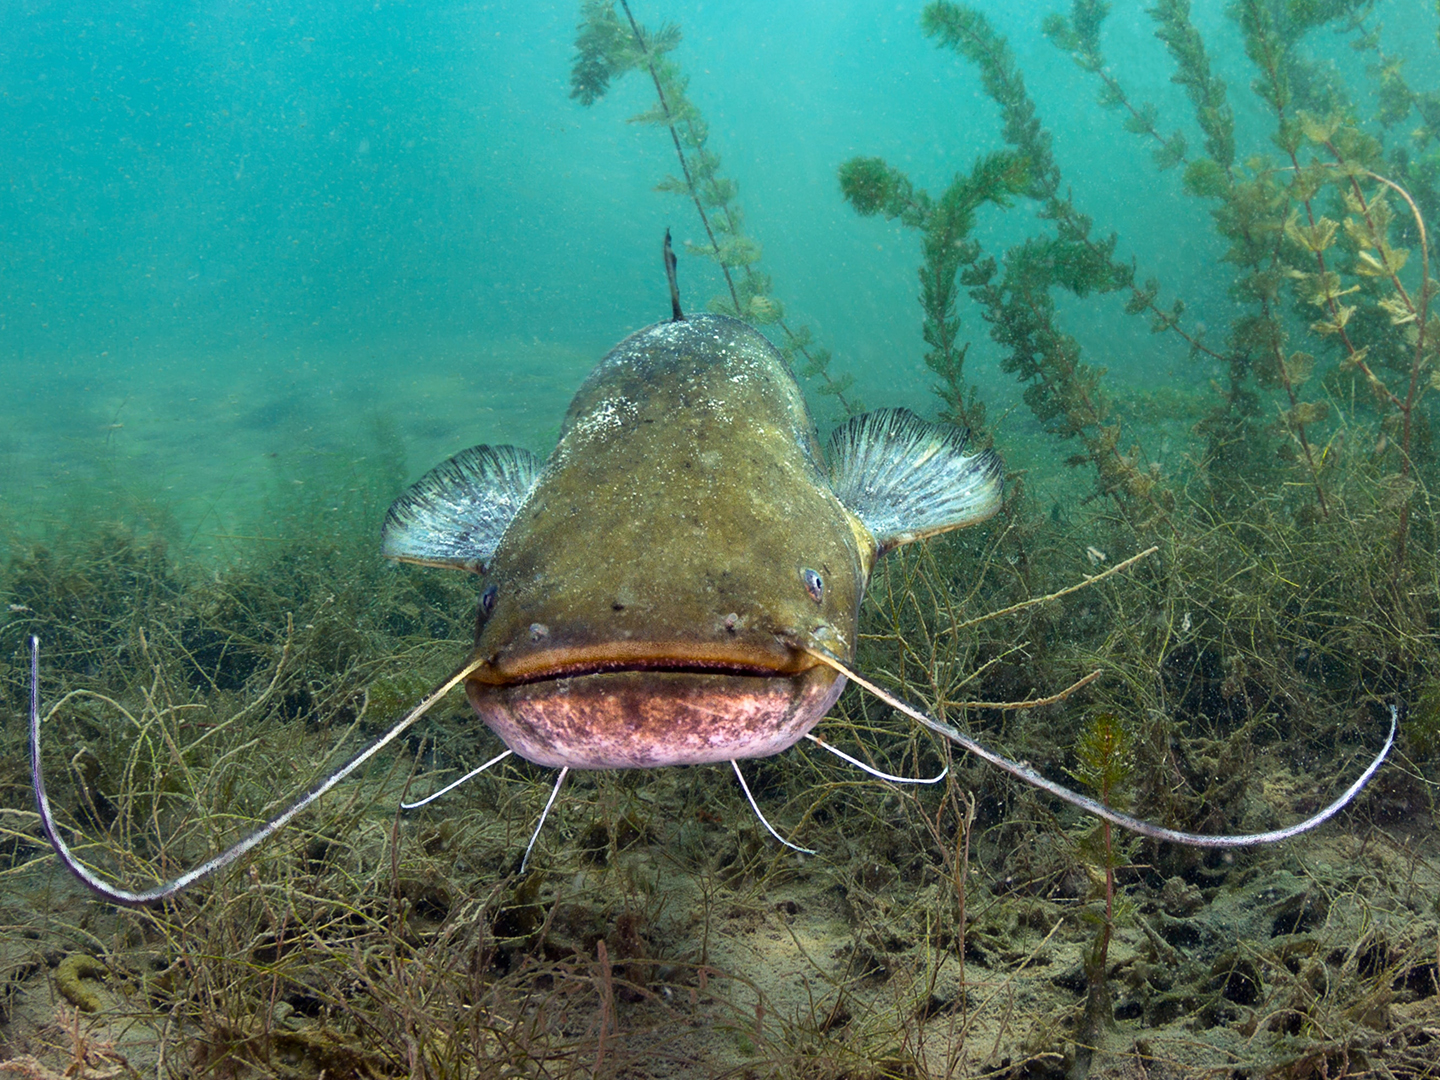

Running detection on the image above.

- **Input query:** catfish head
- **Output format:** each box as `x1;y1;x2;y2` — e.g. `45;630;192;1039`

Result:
382;313;1003;770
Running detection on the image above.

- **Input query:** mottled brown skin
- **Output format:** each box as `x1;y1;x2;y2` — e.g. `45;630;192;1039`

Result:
465;314;877;769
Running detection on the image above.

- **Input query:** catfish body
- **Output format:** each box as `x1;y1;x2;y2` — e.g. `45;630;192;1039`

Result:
383;313;1003;770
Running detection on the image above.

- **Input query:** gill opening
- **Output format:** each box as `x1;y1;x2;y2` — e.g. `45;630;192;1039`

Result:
30;635;487;908
799;643;1396;849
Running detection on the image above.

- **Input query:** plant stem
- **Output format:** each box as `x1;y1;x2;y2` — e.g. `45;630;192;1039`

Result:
617;0;860;414
618;0;739;316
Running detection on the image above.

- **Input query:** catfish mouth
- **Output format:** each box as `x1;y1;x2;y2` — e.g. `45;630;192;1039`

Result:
463;641;846;770
480;657;798;688
467;638;822;688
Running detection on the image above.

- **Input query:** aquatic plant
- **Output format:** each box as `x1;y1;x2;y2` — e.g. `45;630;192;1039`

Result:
841;7;1176;529
825;9;1439;1071
841;1;1436;550
569;0;863;414
1045;0;1437;551
1069;711;1135;1068
837;150;1029;441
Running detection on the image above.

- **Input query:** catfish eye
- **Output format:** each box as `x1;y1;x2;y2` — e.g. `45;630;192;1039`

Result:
801;567;824;604
479;583;499;617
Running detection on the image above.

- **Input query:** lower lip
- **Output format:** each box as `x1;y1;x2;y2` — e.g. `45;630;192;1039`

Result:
465;666;846;769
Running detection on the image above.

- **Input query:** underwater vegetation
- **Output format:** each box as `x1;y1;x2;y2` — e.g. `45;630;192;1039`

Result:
3;1;1440;1078
843;1;1438;541
570;0;864;413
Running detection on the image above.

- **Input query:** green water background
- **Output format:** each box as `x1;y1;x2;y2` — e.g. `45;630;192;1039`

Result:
0;0;1431;563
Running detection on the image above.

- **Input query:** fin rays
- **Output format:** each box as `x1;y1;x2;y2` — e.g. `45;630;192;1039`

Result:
828;408;1003;552
381;444;542;571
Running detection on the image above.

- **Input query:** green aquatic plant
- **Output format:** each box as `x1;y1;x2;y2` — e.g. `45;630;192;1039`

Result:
1041;0;1334;504
1370;35;1440;274
843;4;1180;528
928;1;1173;532
1405;678;1440;760
838;149;1029;441
841;0;1436;552
1069;711;1135;1072
570;0;862;414
1041;0;1437;551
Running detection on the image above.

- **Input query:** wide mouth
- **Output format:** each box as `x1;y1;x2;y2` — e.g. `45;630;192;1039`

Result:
469;655;803;689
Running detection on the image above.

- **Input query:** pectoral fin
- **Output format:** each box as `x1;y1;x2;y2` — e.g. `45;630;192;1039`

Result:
382;445;542;571
827;409;1002;554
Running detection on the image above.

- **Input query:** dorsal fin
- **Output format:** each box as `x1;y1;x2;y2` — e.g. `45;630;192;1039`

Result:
381;444;542;572
828;409;1002;553
664;228;684;322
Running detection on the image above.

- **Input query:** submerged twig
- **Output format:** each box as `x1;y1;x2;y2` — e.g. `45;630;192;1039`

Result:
951;545;1158;633
948;668;1100;711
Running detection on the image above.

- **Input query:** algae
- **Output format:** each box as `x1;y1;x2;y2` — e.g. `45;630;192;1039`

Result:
52;955;106;1015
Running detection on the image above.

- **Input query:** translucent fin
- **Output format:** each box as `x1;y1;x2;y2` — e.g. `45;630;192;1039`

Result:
382;445;542;571
827;409;1003;553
